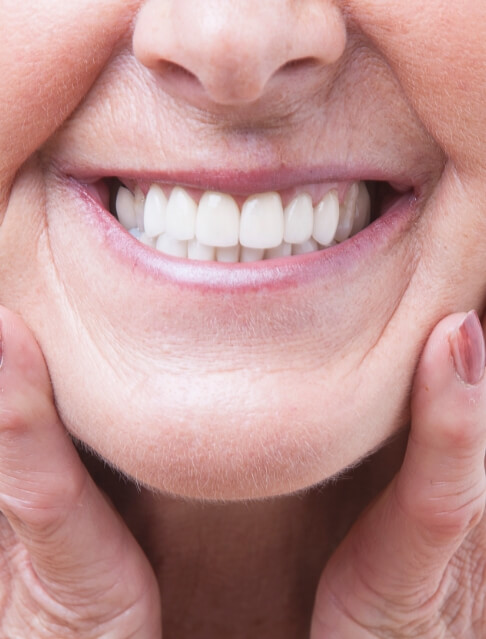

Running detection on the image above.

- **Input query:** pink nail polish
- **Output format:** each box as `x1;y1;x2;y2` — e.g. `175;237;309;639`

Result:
449;310;486;385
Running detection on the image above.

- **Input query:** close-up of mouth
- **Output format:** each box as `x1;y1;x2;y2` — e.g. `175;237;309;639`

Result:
101;177;410;263
66;167;419;290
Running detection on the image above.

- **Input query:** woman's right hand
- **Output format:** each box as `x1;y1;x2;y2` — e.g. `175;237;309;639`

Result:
0;306;161;638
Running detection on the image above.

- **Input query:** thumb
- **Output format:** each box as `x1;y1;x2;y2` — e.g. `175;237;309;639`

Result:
312;311;486;636
0;307;160;633
395;310;486;569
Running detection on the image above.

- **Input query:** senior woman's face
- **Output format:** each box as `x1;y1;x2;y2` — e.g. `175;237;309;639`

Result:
1;0;486;499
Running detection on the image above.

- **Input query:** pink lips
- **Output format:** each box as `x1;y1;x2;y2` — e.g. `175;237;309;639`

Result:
64;172;417;292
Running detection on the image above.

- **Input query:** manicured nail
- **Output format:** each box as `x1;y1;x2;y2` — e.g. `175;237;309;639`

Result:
449;310;486;385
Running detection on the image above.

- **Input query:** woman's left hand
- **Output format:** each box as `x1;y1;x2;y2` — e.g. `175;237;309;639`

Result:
311;310;486;638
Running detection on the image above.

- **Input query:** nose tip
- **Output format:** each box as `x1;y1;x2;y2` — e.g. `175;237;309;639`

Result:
133;0;347;106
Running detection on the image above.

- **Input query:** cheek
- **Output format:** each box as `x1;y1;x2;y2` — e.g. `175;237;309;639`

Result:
348;0;486;171
0;0;139;183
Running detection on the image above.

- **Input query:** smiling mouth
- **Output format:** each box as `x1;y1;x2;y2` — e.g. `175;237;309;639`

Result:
86;177;412;264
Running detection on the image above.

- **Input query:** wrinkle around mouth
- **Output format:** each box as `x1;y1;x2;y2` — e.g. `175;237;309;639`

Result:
353;165;441;377
341;161;444;381
356;248;420;375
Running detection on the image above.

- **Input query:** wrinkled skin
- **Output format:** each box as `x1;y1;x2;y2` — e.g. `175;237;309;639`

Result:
0;1;485;637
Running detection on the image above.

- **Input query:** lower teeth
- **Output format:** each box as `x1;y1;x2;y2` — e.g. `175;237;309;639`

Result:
113;181;372;263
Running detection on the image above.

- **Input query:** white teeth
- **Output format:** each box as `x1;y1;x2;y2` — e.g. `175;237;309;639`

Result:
283;194;313;244
216;245;240;263
140;234;156;248
116;187;137;230
116;181;373;262
240;246;265;262
292;238;318;256
144;185;168;238
166;187;197;241
129;228;156;248
196;191;240;247
312;189;339;246
134;187;145;231
240;192;284;249
187;239;215;261
351;182;371;235
335;183;359;243
265;242;292;259
156;233;188;258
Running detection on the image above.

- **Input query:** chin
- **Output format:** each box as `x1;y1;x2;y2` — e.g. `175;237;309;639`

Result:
44;336;409;501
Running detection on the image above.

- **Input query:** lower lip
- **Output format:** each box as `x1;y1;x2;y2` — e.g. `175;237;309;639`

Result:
69;176;418;293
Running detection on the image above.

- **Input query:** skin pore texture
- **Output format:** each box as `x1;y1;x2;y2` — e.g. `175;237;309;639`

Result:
1;1;486;637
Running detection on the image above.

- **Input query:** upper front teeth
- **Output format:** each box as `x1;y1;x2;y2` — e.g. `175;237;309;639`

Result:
196;191;240;247
240;192;285;249
284;193;314;244
312;190;340;245
143;184;167;237
166;187;198;241
115;182;371;262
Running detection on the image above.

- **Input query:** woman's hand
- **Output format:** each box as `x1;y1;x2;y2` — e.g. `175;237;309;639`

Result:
311;311;486;638
0;307;161;638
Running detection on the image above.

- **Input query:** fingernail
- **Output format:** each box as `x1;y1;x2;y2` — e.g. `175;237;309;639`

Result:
449;310;486;385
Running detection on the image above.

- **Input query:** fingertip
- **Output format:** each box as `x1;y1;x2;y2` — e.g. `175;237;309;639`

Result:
449;310;486;386
0;305;51;395
413;311;486;413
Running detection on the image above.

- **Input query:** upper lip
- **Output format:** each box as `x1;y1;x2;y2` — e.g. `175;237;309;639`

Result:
43;106;442;204
62;164;422;198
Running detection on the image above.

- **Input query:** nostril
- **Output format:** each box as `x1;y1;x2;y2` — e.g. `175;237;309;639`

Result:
162;61;198;82
278;57;320;73
149;60;205;98
152;60;201;88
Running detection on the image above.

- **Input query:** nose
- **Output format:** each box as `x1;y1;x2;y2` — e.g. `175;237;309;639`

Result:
133;0;347;106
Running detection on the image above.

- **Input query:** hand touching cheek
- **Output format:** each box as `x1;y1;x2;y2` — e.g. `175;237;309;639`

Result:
0;307;160;638
312;311;486;638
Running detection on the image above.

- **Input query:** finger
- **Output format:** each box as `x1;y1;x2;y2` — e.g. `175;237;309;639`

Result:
312;311;486;635
0;307;158;617
392;310;486;575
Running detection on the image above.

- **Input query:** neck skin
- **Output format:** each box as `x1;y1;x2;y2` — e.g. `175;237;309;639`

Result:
83;430;407;639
